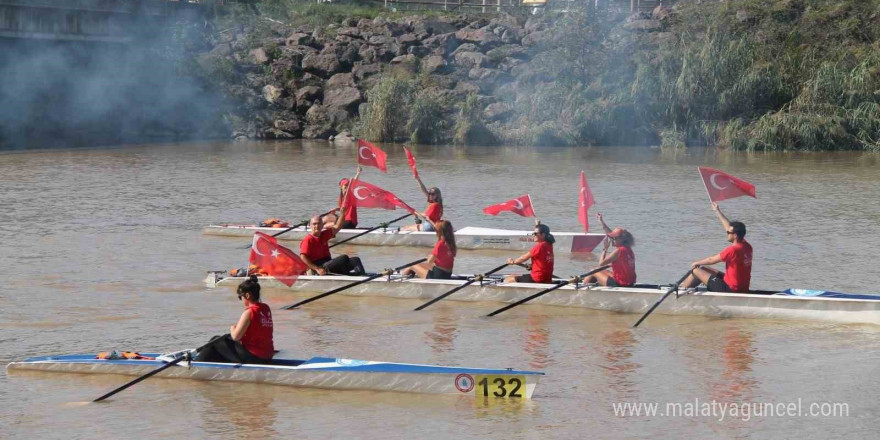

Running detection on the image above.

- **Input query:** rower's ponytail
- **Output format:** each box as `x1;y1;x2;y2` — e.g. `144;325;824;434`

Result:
238;275;262;301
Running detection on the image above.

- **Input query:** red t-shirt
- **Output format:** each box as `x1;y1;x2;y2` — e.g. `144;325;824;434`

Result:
432;239;455;271
424;202;443;223
611;245;636;286
720;240;753;292
338;194;358;226
300;229;335;262
240;302;274;360
529;241;554;283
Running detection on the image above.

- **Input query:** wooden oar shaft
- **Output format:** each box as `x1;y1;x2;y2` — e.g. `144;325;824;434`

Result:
632;270;694;328
486;265;610;317
281;258;427;310
93;336;226;402
329;213;413;249
414;263;510;311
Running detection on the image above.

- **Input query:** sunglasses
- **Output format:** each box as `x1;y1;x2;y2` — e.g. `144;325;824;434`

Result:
238;293;246;300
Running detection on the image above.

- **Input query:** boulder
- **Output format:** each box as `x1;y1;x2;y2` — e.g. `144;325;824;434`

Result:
398;33;420;48
412;19;459;36
327;72;356;89
521;30;553;47
295;85;322;104
286;32;315;47
250;48;270;65
323;86;362;112
368;35;395;46
483;102;511;121
455;28;501;49
453;81;481;95
303;104;334;139
390;54;418;73
337;27;362;38
452;43;480;56
359;45;378;64
422;32;460;57
352;63;382;81
486;44;528;63
422;55;448;74
408;46;432;57
262;84;284;104
297;73;324;88
453;51;490;69
302;53;342;76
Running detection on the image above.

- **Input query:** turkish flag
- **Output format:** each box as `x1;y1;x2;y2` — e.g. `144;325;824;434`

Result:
249;232;307;286
349;180;415;213
578;170;595;233
698;167;757;203
357;139;387;173
483;194;536;217
403;146;419;179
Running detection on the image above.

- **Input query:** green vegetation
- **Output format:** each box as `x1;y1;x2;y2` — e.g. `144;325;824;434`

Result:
359;72;457;144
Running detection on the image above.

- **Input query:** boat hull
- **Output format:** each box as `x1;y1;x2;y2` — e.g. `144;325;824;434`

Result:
207;274;880;325
7;354;541;398
202;225;604;252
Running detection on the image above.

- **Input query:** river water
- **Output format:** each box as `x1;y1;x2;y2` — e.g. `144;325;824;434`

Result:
2;141;878;438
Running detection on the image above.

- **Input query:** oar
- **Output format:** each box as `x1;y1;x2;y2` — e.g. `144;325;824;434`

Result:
281;258;427;310
241;208;336;249
329;213;413;248
93;336;226;402
486;265;611;317
632;270;694;328
414;263;510;311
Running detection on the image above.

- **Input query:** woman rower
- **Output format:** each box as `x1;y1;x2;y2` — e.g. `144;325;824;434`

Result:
403;218;457;279
503;223;555;284
195;276;274;364
333;166;362;229
401;174;443;232
583;213;636;287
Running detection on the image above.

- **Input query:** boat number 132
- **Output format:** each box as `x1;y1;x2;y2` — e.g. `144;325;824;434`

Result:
476;375;525;398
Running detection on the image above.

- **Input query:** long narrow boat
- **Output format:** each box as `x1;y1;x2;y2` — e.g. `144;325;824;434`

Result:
202;225;605;252
7;351;542;398
205;273;880;325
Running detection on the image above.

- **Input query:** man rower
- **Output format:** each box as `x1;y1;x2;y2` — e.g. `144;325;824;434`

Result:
300;205;366;276
681;203;752;293
504;223;555;284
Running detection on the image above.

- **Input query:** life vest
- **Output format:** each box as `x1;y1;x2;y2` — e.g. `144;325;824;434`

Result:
259;218;289;228
230;265;267;277
96;351;155;360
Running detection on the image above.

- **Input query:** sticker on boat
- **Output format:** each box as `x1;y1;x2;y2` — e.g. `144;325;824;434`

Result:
335;358;369;366
455;373;475;393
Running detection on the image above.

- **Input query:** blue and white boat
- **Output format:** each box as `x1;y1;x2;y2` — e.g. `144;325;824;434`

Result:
6;351;543;398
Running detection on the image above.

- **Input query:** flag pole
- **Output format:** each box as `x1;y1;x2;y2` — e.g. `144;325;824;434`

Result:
527;194;539;225
698;166;715;206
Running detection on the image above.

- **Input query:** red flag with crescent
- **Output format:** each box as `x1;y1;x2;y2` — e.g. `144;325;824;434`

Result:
578;170;595;233
349;180;415;213
698;167;756;203
249;232;307;286
482;194;536;217
403;146;419;179
357;139;387;173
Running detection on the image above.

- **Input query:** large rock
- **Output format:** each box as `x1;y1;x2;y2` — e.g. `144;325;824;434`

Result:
455;28;501;49
453;81;481;95
483;102;511;121
337;27;362;38
250;48;270;65
296;85;322;105
521;30;553;47
302;53;342;76
412;19;458;36
368;35;395;46
327;72;356;89
286;32;315;47
422;55;448;74
486;44;528;63
262;84;284;104
422;32;460;57
453;51;489;69
408;46;431;57
352;63;381;81
323;86;362;112
398;33;420;48
303;104;334;139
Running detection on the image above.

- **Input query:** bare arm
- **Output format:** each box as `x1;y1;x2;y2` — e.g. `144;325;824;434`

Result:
712;202;731;231
692;253;723;268
598;248;620;266
230;309;251;341
415;174;429;196
596;213;612;234
330;205;347;232
300;253;326;275
507;251;532;266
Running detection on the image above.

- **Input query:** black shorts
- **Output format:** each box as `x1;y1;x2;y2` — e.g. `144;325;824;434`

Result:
707;273;730;292
427;266;452;280
605;277;619;287
340;220;357;229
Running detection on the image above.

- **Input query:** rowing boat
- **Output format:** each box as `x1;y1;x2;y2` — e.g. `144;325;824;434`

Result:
202;225;605;252
205;273;880;325
7;351;542;398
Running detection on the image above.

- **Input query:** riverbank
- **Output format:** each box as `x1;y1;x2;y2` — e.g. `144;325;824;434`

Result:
193;0;880;150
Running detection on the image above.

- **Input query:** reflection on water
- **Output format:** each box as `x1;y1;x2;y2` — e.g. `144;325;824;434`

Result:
3;141;880;439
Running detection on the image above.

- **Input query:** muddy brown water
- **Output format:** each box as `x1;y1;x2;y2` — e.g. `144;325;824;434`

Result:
2;141;878;438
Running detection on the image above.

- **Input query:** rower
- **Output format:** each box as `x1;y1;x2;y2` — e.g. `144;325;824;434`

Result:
403;218;457;279
300;206;365;276
583;213;636;287
401;174;443;232
681;203;752;292
195;275;274;364
504;223;555;284
330;166;362;229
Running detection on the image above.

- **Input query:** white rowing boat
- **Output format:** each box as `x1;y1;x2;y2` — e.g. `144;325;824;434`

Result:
202;225;605;252
205;273;880;325
7;351;542;398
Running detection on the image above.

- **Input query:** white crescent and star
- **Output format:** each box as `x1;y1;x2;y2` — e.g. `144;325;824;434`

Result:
358;146;374;160
512;199;524;210
252;236;267;256
709;173;730;190
353;186;371;200
271;249;280;258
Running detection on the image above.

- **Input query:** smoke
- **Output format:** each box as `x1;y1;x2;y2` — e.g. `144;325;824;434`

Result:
0;8;228;150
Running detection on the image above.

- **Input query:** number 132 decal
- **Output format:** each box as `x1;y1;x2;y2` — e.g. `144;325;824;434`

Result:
475;375;525;398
